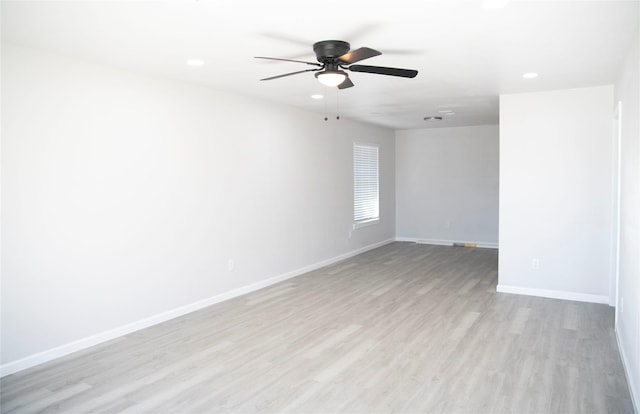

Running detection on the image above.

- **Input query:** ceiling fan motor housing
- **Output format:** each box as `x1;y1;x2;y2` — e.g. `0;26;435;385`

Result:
313;40;350;63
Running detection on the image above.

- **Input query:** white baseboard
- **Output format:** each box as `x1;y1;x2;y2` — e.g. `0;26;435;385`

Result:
496;284;609;304
0;238;395;378
396;237;499;249
617;328;639;413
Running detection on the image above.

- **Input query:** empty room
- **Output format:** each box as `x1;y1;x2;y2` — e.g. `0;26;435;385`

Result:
1;1;639;413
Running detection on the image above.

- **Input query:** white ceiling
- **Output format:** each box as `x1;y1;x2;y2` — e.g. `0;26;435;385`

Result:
2;0;638;130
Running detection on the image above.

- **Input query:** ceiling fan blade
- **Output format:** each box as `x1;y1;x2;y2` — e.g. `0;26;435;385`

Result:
339;47;381;64
254;56;322;67
260;68;321;81
337;77;354;89
342;23;383;44
383;48;422;55
258;32;313;48
348;65;418;78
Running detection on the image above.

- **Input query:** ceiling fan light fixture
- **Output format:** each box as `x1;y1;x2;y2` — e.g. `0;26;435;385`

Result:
315;70;348;87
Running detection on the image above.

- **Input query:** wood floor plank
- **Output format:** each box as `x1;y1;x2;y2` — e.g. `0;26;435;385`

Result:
0;242;634;413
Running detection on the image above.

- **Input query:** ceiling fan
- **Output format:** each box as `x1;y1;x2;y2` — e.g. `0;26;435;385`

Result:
255;40;418;89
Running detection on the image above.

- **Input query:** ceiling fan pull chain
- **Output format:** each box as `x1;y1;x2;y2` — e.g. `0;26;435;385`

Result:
324;90;329;121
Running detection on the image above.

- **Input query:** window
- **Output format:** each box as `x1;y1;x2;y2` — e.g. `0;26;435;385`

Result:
353;143;379;228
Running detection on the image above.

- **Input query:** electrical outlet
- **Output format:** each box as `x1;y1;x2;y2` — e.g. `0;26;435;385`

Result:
531;258;540;270
228;259;235;272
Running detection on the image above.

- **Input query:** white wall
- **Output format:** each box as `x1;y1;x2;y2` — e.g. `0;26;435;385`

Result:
614;30;640;410
0;44;396;372
498;85;614;303
395;125;499;247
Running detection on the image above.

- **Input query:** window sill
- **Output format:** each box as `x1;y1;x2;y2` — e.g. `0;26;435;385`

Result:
353;218;380;230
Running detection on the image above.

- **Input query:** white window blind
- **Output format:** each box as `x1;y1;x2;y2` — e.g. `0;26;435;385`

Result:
353;143;379;224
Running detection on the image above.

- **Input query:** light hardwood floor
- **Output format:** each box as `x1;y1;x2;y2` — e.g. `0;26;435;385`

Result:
0;242;633;413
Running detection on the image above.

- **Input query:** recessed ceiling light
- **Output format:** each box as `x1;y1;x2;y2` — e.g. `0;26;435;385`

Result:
424;116;443;121
443;112;456;116
311;94;324;100
523;72;539;79
483;0;509;8
438;110;455;115
186;59;205;67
